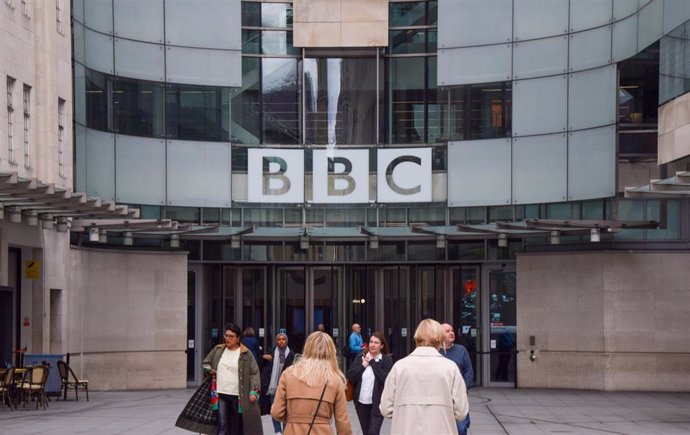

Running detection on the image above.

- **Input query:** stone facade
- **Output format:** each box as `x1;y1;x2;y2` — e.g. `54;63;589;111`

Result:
293;0;388;47
517;251;690;391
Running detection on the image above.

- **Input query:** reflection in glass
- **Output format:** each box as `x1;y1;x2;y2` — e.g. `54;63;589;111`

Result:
261;3;292;27
231;58;260;144
489;271;516;383
262;58;300;144
85;69;108;131
390;1;427;27
390;29;427;54
304;58;378;145
165;83;230;141
448;82;512;141
390;57;425;143
241;2;261;26
242;29;260;54
112;77;164;137
262;31;297;55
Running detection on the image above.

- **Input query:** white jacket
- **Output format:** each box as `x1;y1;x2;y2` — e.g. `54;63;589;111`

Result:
379;346;468;435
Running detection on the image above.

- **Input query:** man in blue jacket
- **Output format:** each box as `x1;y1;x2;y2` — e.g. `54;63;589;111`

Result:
441;323;473;435
349;323;363;357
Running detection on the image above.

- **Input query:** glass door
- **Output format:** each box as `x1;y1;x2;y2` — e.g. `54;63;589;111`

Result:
277;267;307;353
380;266;410;360
452;266;480;387
482;266;517;386
186;267;202;386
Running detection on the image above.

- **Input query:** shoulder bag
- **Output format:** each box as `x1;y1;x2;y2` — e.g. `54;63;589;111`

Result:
307;382;328;435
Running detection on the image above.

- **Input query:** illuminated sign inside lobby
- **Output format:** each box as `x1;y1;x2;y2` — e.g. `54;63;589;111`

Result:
247;148;431;204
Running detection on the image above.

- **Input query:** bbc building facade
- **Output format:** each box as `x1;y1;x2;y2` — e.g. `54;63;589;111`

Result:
3;0;690;391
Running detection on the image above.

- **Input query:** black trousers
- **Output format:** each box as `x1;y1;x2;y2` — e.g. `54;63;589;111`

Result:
355;401;384;435
217;393;243;435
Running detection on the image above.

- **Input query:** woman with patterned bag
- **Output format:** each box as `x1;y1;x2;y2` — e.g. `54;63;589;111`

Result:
176;323;263;435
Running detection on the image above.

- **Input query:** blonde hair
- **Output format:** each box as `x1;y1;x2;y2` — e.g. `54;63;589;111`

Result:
414;318;445;348
289;331;345;387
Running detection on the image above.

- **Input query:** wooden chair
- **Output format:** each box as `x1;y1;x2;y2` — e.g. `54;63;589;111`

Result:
0;367;16;410
57;360;89;401
18;365;49;410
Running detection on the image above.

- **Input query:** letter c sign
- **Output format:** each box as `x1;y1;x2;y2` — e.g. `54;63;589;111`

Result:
377;148;432;203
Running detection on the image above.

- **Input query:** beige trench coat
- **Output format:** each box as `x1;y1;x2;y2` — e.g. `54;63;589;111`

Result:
270;368;353;435
379;346;468;435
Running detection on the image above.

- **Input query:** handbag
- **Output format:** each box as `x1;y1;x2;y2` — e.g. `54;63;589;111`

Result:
307;383;328;435
345;380;355;402
175;376;217;434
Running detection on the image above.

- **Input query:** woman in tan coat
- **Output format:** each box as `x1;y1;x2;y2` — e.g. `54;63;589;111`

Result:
271;331;352;435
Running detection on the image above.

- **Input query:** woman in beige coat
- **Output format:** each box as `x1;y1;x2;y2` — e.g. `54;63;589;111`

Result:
271;331;352;435
379;319;469;435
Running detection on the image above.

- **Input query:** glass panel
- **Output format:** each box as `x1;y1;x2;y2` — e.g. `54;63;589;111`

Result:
85;128;115;199
85;69;109;131
408;207;445;225
241;2;261;26
620;42;659;123
367;242;405;261
513;0;568;40
615;199;644;240
326;209;365;227
165;83;230;141
279;269;307;353
438;44;512;85
165;0;240;49
512;133;567;204
427;0;438;26
167;140;232;207
262;58;300;144
324;243;365;261
489;206;513;222
453;267;479;386
448;82;512;141
262;3;293;27
383;267;410;358
389;1;427;27
115;134;166;205
231;58;261;144
313;269;338;339
489;271;517;383
304;58;378;145
262;31;298;55
513;75;567;136
448;242;484;260
242;30;260;54
139;204;161;219
390;29;427;54
114;39;165;82
202;208;220;223
439;0;511;47
513;36;568;80
570;0;612;32
85;29;114;74
447;139;511;207
383;208;406;225
408;243;443;261
203;266;222;354
612;14;638;62
165;206;200;222
568;126;616;200
581;200;604;220
244;243;283;262
646;199;679;240
390;57;425;143
569;26;612;72
242;269;265;348
165;46;241;87
306;208;324;226
244;208;282;227
112;77;164;137
113;0;164;42
204;241;242;261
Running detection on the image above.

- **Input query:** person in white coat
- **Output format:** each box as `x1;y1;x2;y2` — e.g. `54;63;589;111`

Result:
379;319;469;435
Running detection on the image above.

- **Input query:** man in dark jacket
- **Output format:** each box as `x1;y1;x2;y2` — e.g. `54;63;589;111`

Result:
441;323;473;435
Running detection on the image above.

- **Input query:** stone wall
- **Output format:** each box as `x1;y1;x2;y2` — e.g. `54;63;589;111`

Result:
517;251;690;391
66;247;188;390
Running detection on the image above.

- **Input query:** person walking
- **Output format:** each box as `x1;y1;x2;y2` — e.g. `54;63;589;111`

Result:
347;331;393;435
241;326;263;365
262;333;295;435
441;323;474;435
271;331;352;435
202;323;263;435
379;319;468;435
348;324;363;357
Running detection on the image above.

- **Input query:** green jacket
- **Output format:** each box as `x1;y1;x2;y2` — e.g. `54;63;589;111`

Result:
201;343;263;435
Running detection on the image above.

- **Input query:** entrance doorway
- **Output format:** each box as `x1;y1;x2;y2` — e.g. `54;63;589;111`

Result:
483;266;517;386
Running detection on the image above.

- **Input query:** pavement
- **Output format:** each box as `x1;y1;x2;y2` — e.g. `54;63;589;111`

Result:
2;387;690;434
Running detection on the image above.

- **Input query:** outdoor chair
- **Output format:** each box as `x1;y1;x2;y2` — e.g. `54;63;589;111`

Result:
57;360;89;401
0;367;16;410
18;365;49;410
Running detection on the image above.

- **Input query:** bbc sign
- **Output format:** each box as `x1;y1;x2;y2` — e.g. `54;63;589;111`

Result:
247;148;432;203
